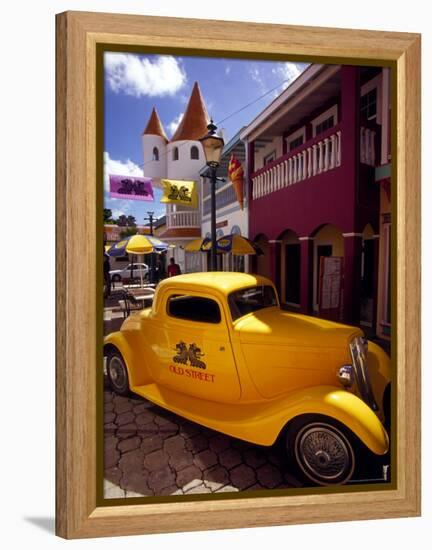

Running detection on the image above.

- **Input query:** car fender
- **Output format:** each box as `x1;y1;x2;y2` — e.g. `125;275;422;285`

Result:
104;330;151;387
367;340;391;414
268;385;389;455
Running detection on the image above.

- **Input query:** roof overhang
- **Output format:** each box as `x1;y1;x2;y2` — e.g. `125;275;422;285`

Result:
240;64;341;142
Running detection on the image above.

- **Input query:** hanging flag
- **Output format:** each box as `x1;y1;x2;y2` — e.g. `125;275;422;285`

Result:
160;179;198;208
109;175;154;201
228;154;244;210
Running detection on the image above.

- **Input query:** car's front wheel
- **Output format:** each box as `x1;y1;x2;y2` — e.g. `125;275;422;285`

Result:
284;415;356;486
106;350;130;396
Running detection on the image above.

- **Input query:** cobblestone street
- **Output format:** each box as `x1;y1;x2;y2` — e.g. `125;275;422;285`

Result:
104;389;302;498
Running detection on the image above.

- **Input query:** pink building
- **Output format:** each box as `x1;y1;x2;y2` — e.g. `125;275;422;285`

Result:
241;64;391;336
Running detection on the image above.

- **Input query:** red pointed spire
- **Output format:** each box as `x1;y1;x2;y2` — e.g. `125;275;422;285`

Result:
171;82;210;142
142;107;168;142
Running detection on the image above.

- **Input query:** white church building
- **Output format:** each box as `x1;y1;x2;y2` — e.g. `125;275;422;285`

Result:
142;82;210;273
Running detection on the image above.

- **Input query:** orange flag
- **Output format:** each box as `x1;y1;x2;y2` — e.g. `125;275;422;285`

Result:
228;154;244;210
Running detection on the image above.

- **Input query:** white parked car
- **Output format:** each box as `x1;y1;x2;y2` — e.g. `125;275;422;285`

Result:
109;263;149;283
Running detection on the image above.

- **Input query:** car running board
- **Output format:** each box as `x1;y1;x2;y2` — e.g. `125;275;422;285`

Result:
131;383;278;446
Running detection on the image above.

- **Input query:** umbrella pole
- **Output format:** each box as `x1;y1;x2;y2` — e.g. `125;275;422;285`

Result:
140;254;144;288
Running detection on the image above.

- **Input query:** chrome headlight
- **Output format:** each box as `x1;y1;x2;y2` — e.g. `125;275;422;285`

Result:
337;365;355;388
349;335;378;411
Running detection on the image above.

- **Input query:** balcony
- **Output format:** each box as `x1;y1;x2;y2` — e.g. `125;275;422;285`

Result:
166;210;200;229
203;183;237;216
252;125;342;200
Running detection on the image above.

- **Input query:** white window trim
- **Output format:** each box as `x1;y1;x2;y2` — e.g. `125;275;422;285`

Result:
263;150;276;165
312;105;338;137
361;74;381;96
285;127;306;149
360;73;382;124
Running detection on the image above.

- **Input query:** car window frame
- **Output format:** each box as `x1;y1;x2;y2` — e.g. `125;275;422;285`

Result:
164;290;225;327
228;284;279;322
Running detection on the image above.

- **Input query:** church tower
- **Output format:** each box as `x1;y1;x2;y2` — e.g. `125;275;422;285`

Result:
141;82;211;273
166;82;209;180
141;107;168;183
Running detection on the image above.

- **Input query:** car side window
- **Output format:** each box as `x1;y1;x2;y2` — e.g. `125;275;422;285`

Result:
167;294;221;324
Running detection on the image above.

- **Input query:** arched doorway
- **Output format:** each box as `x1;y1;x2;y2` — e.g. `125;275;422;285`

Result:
312;224;344;313
360;223;376;327
252;234;271;278
278;229;301;306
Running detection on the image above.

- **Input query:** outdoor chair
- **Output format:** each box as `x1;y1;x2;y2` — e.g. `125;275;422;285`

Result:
118;288;144;318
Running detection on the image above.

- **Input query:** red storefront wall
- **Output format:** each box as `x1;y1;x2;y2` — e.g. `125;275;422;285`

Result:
248;66;379;324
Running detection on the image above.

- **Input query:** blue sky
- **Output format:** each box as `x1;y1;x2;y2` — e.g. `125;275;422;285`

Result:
103;52;308;223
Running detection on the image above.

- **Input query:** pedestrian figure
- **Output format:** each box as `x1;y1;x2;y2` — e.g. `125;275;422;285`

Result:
103;252;111;298
167;257;181;277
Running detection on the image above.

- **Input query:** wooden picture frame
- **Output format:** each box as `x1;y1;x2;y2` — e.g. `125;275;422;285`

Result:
56;11;421;539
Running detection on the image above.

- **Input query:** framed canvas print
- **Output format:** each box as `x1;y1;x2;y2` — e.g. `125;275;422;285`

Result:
56;11;421;539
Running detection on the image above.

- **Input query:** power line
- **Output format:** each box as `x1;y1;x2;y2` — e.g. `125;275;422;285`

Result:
134;73;301;171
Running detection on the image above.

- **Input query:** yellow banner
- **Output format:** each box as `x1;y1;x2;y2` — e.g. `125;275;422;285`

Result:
160;179;198;208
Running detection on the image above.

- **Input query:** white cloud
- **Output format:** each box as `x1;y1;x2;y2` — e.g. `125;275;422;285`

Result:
109;203;132;218
167;112;184;137
104;53;187;97
272;62;309;92
249;67;267;93
104;151;142;192
225;65;231;75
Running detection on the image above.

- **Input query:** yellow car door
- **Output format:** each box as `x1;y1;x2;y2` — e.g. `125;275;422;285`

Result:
145;290;241;403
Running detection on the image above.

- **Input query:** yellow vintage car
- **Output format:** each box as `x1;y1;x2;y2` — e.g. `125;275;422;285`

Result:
104;272;391;486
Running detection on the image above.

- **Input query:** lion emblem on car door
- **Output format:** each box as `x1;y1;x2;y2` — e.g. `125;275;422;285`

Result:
173;341;206;369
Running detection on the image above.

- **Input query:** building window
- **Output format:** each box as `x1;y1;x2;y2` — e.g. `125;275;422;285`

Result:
173;147;179;161
264;151;276;165
152;147;159;161
360;88;377;121
285;127;306;153
289;135;304;151
312;105;338;137
315;116;334;136
190;145;199;160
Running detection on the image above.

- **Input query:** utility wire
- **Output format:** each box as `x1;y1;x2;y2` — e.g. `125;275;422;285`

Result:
132;73;302;171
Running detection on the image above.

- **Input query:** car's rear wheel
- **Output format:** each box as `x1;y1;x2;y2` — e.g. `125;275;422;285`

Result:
111;274;121;283
106;350;130;396
284;415;355;486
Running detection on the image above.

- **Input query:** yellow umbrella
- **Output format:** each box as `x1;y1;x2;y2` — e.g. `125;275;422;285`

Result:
216;234;263;255
184;237;211;252
107;235;169;286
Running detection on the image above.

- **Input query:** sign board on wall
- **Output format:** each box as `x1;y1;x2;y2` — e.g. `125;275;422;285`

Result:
318;256;343;320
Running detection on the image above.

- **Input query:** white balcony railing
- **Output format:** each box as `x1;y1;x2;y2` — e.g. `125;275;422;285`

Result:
252;129;342;200
360;127;376;166
166;210;200;228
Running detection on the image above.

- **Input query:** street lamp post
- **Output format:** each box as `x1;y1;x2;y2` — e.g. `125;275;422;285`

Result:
144;211;155;283
199;120;224;271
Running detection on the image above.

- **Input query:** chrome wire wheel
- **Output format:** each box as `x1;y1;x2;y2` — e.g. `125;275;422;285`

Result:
107;353;129;395
293;421;355;485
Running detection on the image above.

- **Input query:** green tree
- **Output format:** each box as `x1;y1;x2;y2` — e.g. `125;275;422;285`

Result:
117;214;128;227
103;208;113;223
126;215;137;226
119;226;138;238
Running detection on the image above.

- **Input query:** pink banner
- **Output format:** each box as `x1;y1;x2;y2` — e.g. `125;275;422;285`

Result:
109;175;154;201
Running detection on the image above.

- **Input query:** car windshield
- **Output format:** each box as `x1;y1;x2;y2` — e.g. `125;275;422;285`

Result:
228;285;278;321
